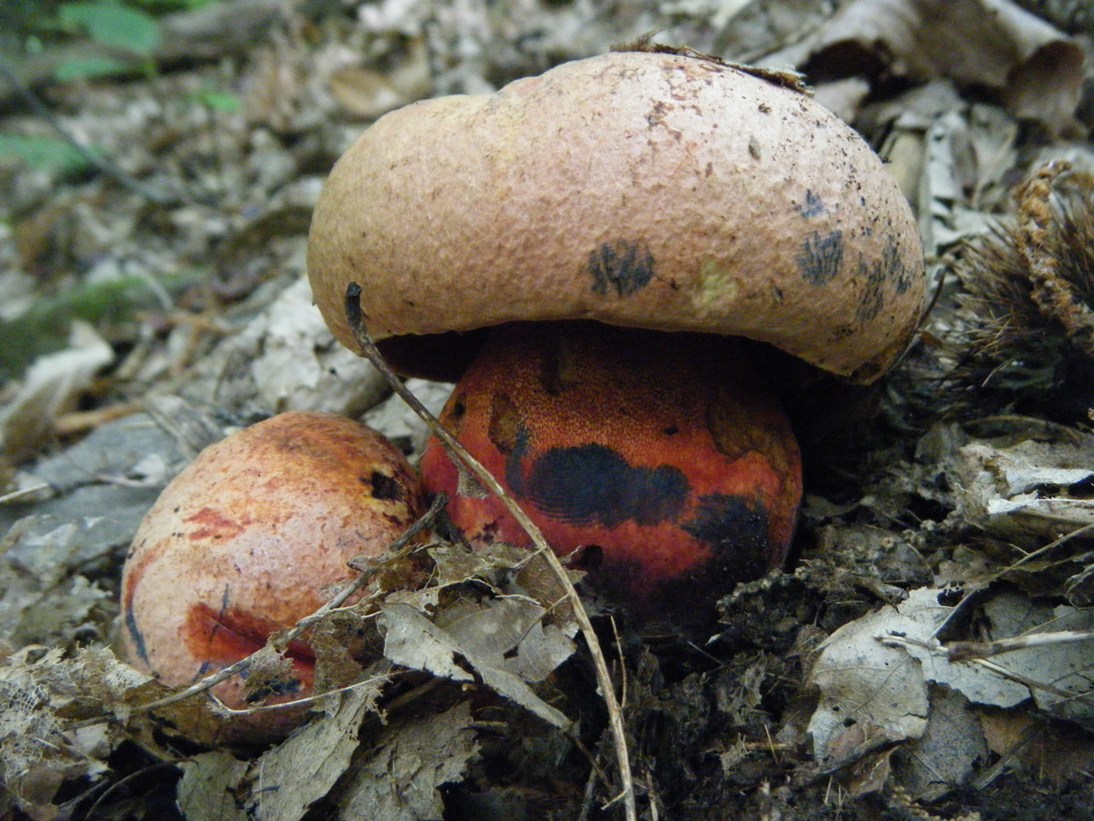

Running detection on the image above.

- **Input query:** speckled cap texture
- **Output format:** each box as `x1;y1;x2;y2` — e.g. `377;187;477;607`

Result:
120;412;421;737
308;50;925;383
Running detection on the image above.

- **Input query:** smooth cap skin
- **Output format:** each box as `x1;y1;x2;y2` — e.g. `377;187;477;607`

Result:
120;412;422;739
308;50;925;384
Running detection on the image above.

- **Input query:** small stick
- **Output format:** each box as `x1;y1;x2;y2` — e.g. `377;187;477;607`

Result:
343;282;636;821
945;629;1094;662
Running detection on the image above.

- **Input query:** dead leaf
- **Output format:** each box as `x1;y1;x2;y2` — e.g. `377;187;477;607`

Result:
807;602;930;762
934;420;1094;542
1;321;114;462
762;0;1084;133
441;596;576;683
981;593;1094;722
381;602;572;729
893;686;988;801
335;701;479;821
381;602;474;683
0;646;150;818
978;710;1094;784
248;687;375;821
327;40;430;120
0;516;112;648
241;645;299;706
198;277;388;418
177;751;250;821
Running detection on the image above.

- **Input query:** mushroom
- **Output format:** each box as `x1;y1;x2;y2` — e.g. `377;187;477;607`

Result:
120;412;422;736
307;51;924;620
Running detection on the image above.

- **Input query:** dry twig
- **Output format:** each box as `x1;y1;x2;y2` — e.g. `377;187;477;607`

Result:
946;628;1094;662
343;282;637;821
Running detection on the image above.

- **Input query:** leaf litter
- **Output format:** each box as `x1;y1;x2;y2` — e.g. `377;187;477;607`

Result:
2;0;1094;819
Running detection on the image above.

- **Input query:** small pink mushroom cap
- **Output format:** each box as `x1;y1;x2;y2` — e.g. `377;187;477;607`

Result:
120;412;422;739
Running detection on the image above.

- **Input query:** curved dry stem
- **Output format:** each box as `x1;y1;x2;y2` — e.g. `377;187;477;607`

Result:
343;282;636;821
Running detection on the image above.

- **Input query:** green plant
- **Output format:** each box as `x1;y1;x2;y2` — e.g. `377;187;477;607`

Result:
0;133;91;175
0;269;207;381
188;87;242;113
56;1;162;80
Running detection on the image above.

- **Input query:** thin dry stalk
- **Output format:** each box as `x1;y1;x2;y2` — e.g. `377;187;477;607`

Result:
343;282;637;821
946;629;1094;662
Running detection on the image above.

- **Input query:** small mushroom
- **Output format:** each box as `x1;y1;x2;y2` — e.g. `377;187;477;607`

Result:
120;412;422;736
307;51;925;619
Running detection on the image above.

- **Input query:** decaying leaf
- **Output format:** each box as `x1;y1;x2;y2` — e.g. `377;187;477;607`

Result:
240;644;299;706
0;646;151;818
381;600;572;729
335;701;479;821
893;686;988;801
809;581;1094;798
440;596;577;683
247;687;378;821
762;0;1084;132
177;751;250;821
0;515;113;649
189;277;388;418
979;592;1094;722
0;320;114;462
327;39;431;119
943;422;1094;542
807;591;933;762
977;709;1094;784
309;611;377;696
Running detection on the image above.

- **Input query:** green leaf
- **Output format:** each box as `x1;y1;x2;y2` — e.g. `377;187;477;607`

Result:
190;89;242;113
59;2;162;56
0;133;89;174
0;270;208;381
134;0;216;11
55;56;130;81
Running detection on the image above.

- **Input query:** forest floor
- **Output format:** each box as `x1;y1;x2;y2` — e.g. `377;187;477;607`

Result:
1;1;1093;819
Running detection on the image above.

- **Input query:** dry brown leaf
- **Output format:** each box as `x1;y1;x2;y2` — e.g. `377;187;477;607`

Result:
177;751;250;821
893;687;988;801
978;710;1094;784
381;601;572;729
762;0;1084;133
335;701;479;821
1;321;114;462
247;687;376;821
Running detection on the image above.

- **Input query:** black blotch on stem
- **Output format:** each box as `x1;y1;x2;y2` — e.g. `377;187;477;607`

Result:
588;240;656;297
681;494;771;580
504;427;533;497
797;229;843;286
524;444;688;528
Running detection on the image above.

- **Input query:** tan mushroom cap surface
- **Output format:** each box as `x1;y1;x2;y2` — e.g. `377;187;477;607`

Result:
308;50;925;383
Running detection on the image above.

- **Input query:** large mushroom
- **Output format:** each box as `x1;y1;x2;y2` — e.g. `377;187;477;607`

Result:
307;50;924;621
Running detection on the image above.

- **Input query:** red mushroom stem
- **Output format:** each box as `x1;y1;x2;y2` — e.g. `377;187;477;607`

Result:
420;322;803;622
